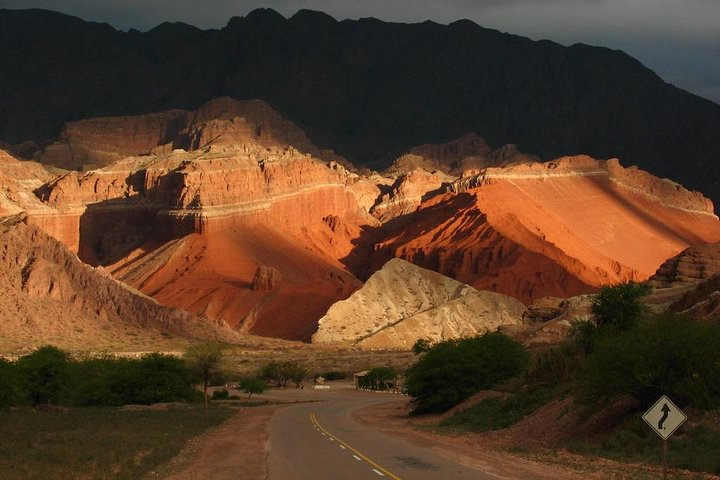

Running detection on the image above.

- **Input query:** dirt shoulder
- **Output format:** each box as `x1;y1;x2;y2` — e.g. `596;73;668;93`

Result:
353;399;720;480
154;405;278;480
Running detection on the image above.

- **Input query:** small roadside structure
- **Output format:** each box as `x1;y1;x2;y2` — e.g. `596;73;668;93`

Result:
353;371;369;390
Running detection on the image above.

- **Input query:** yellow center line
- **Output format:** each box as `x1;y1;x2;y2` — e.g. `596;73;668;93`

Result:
310;412;403;480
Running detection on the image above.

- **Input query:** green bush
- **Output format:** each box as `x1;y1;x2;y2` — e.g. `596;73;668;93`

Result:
15;345;72;406
211;389;230;400
524;345;582;386
238;378;267;401
358;367;397;391
569;413;720;475
440;385;559;432
259;361;310;388
0;359;19;408
591;282;650;331
576;314;720;410
317;371;347;381
404;332;530;414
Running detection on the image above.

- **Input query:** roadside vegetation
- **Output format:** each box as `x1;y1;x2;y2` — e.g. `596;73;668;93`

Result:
405;282;720;475
0;406;233;480
0;342;245;480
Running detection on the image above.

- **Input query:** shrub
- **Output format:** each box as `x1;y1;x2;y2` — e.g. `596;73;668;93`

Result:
0;359;19;408
358;367;397;391
259;361;310;388
317;371;347;381
591;282;650;331
239;378;267;401
404;332;530;414
576;314;720;410
15;345;72;406
440;385;559;432
211;389;230;400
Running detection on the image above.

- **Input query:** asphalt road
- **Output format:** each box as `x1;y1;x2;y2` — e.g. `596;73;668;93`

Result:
266;386;497;480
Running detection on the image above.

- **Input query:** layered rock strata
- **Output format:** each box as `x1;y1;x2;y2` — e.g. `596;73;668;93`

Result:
0;218;240;352
312;259;526;349
366;156;720;304
386;133;537;177
36;97;346;171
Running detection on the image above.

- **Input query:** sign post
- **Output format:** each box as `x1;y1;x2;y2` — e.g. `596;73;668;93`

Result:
642;395;687;479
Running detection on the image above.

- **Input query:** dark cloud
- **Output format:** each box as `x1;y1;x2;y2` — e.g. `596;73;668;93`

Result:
2;0;719;103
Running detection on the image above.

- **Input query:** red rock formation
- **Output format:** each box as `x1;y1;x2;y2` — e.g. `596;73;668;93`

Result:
367;156;720;304
36;97;347;170
33;144;375;340
648;242;720;287
251;266;283;291
386;133;537;177
0;218;240;351
370;169;451;222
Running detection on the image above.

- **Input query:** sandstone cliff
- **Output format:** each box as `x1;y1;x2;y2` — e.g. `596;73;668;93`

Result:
36;97;346;171
33;141;375;341
312;259;526;349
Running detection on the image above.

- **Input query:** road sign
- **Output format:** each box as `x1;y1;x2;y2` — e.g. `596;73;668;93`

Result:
643;395;687;440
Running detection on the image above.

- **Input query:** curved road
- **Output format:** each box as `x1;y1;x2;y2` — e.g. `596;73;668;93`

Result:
266;386;496;480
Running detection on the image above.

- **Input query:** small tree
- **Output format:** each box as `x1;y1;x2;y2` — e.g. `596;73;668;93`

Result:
591;282;650;331
0;358;19;408
287;364;310;388
239;378;267;402
185;342;224;411
412;338;433;354
16;345;71;406
259;361;297;388
359;367;397;391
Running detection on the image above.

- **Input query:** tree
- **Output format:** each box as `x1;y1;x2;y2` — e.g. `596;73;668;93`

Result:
287;364;310;388
359;367;397;391
239;378;267;402
576;314;720;410
591;282;651;331
259;361;301;388
412;338;433;354
16;345;71;406
0;358;19;408
185;342;224;411
405;332;530;414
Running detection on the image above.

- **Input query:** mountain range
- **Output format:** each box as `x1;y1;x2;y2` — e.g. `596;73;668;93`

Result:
1;8;720;207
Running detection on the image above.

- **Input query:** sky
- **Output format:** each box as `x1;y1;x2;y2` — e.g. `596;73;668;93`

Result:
3;0;719;104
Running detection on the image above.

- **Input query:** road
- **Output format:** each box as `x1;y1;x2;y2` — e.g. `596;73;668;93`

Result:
266;385;496;480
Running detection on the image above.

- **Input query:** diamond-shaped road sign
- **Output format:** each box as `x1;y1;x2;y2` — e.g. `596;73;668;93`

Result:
643;395;687;440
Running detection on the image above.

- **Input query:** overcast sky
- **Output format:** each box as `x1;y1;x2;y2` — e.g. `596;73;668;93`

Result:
3;0;719;103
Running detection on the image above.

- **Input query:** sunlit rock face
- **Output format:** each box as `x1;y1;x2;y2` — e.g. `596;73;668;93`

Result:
0;219;240;351
5;98;720;344
645;242;720;319
364;156;720;304
312;258;526;349
36;97;345;171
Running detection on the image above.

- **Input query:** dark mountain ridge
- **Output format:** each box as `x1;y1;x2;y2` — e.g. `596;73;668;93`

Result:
1;8;719;206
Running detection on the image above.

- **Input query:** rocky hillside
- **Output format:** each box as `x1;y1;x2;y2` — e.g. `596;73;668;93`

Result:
1;9;719;206
364;156;720;304
0;216;240;352
312;259;526;349
3;100;720;343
